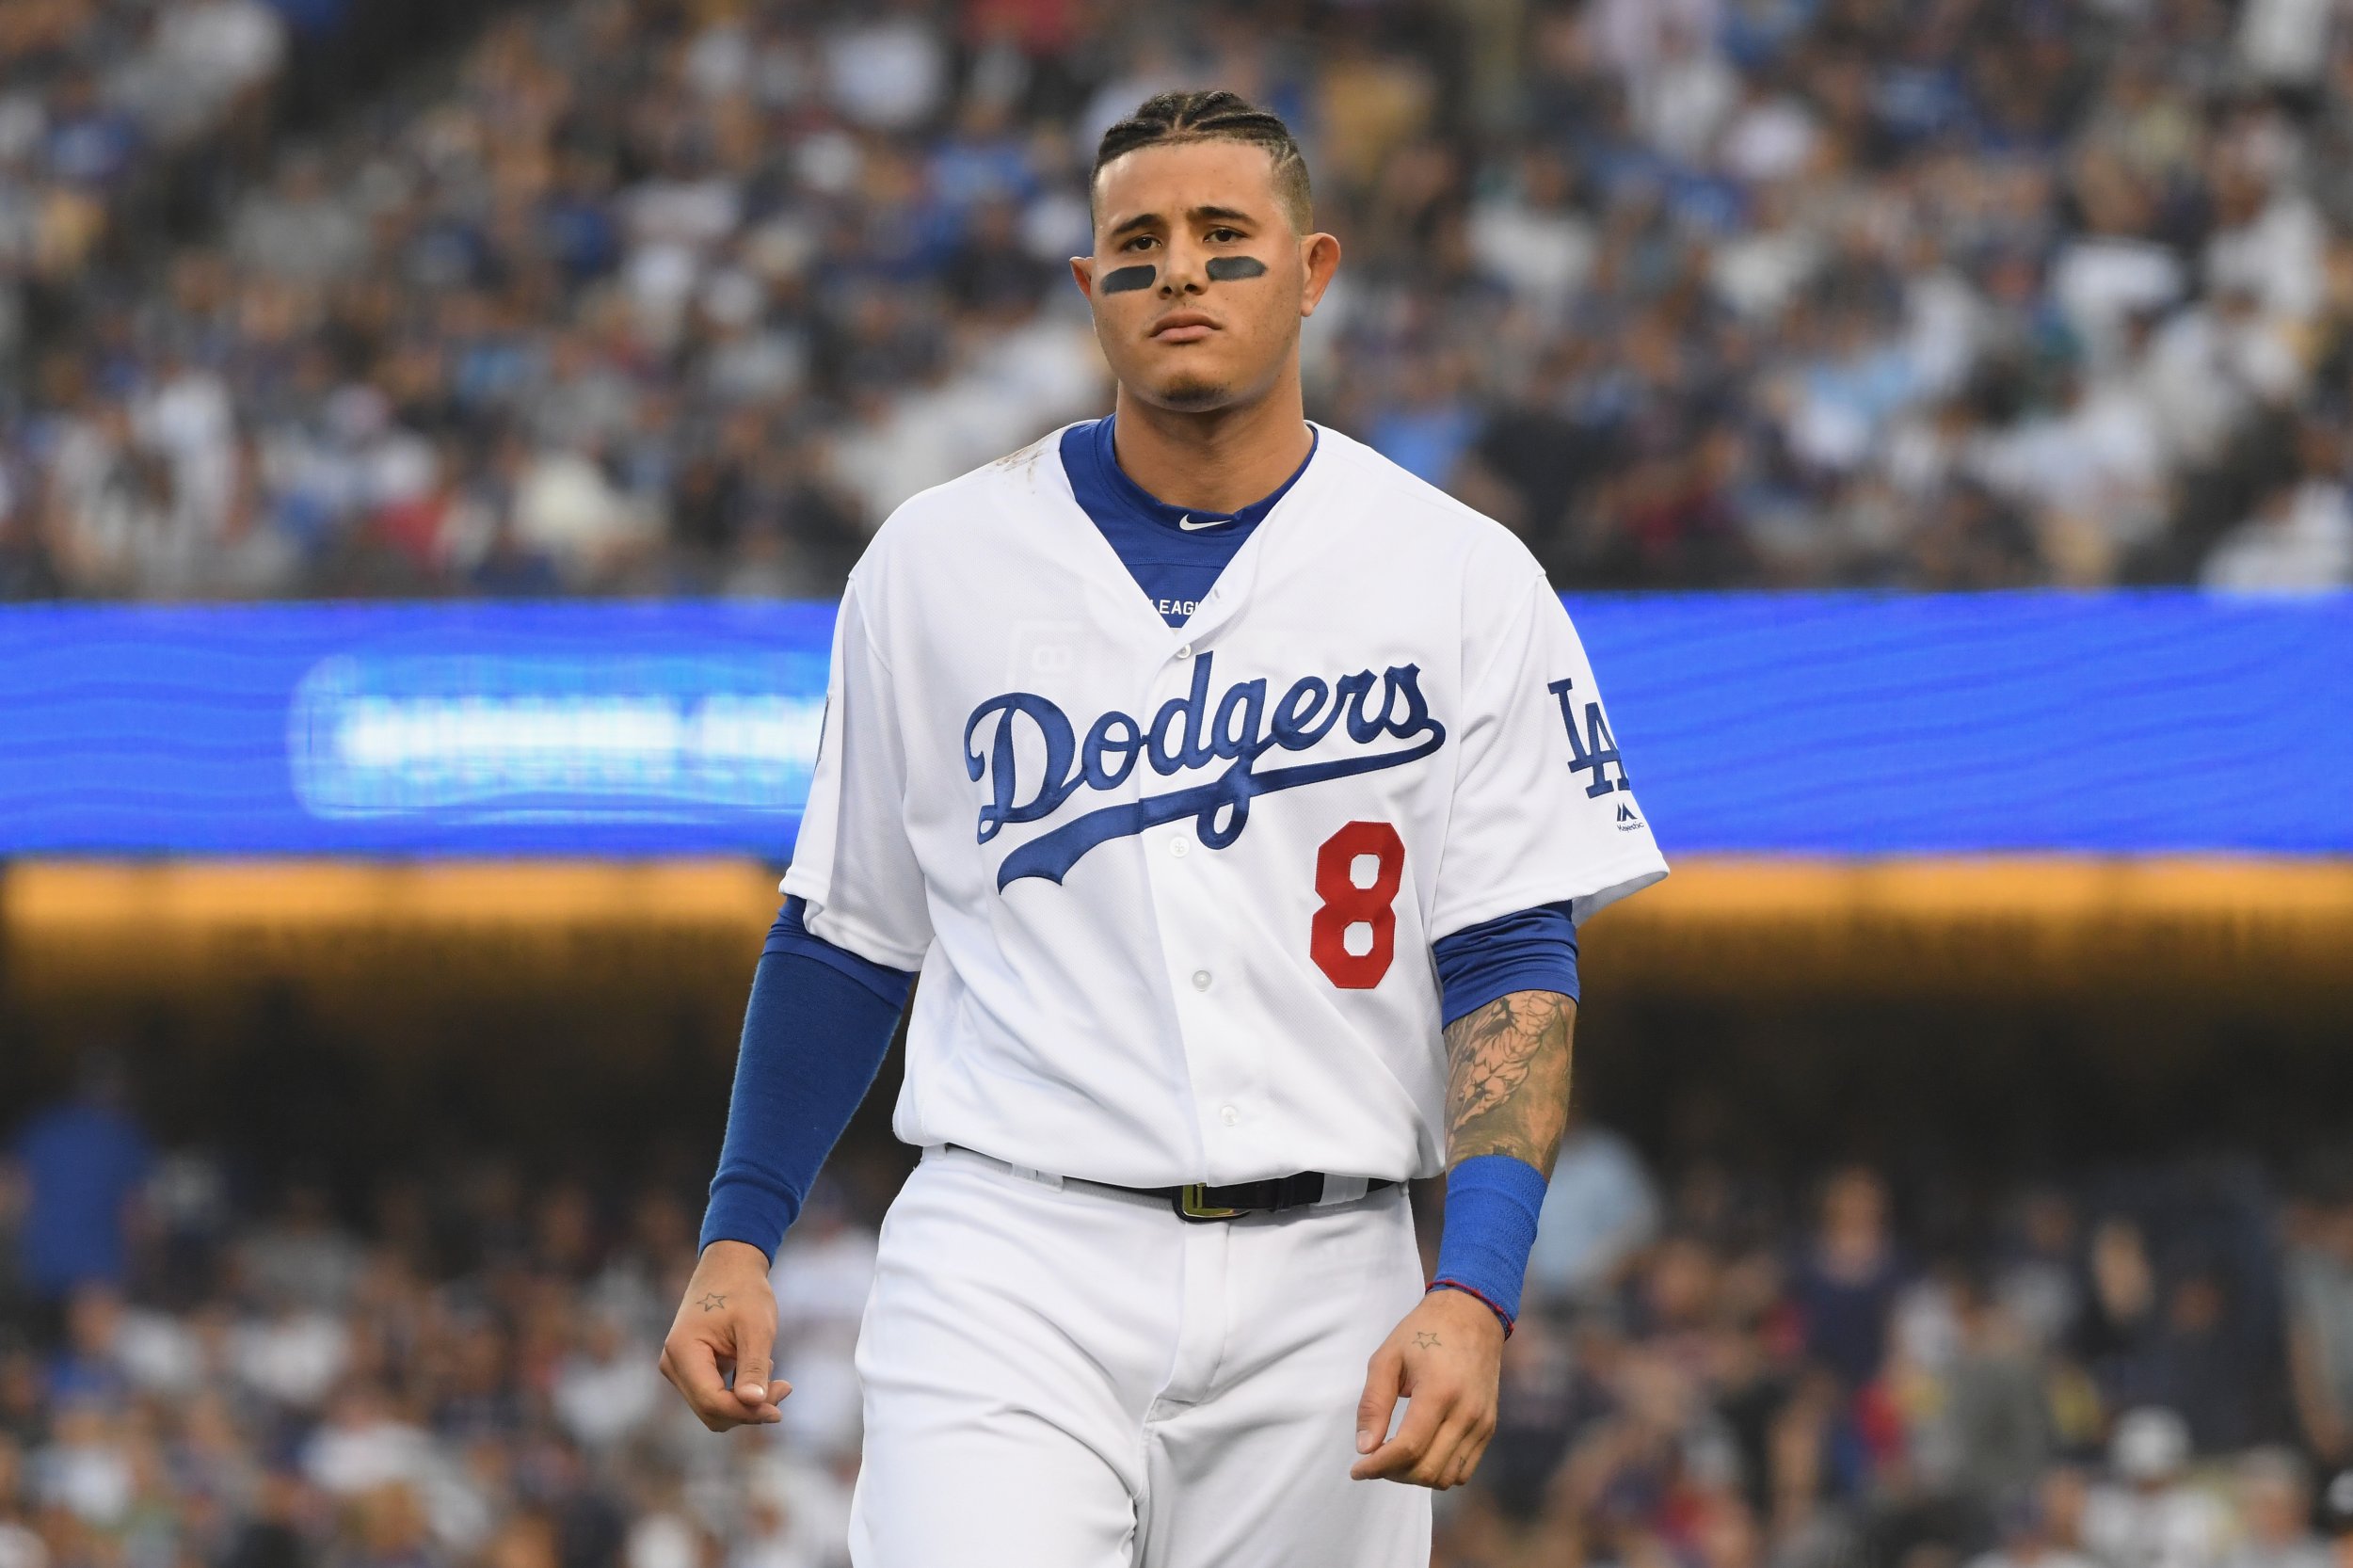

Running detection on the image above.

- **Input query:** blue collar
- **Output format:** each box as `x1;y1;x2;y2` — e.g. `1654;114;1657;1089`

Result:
1064;415;1317;537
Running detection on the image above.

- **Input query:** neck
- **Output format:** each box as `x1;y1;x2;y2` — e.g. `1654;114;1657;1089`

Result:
1110;373;1312;514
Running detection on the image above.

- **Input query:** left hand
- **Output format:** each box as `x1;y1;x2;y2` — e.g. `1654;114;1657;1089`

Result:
1349;1287;1506;1489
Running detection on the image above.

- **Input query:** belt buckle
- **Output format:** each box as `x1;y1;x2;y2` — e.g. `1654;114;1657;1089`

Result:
1176;1183;1243;1222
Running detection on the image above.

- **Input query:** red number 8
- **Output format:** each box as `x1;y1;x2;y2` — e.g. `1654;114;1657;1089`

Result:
1310;821;1405;988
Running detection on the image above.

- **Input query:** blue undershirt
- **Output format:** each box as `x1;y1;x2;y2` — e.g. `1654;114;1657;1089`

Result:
1058;415;1313;626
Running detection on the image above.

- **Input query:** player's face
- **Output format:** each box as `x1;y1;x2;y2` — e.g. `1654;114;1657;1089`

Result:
1073;141;1340;413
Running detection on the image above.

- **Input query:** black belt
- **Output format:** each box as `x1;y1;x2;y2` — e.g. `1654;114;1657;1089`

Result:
1146;1172;1401;1223
950;1145;1398;1222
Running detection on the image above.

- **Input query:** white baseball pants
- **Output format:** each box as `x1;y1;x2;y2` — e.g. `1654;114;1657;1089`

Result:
847;1144;1433;1567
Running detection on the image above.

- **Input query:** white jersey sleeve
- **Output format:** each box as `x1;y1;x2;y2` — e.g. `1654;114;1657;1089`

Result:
1429;564;1668;938
778;575;934;970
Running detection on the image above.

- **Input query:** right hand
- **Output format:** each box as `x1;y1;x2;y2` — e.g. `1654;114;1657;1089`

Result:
1349;1286;1505;1489
659;1240;789;1431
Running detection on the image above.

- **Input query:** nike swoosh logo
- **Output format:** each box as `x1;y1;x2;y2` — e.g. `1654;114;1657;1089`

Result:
1176;515;1227;531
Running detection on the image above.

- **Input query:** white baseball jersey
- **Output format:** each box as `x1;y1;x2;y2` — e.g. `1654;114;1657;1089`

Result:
782;422;1667;1189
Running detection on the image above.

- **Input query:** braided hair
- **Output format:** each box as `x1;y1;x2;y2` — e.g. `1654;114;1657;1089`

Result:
1092;89;1313;233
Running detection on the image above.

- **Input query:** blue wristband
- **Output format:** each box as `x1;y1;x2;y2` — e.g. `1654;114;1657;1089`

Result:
1430;1155;1548;1334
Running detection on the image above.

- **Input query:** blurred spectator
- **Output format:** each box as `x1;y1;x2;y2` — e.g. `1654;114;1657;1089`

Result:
0;1441;40;1568
238;1181;364;1312
42;1288;131;1408
2083;1408;2233;1568
1792;1165;1908;1390
2225;1449;2330;1568
1998;1190;2087;1355
1945;1284;2056;1499
1968;1471;2101;1568
110;0;286;148
1529;1108;1661;1306
227;152;365;283
7;1056;151;1304
2287;1182;2353;1464
766;1192;875;1460
2320;1468;2353;1562
2081;1218;2166;1402
2202;477;2353;593
2148;1265;2268;1454
551;1310;663;1453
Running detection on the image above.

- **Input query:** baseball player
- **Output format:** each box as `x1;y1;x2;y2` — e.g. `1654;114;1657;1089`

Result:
659;90;1667;1566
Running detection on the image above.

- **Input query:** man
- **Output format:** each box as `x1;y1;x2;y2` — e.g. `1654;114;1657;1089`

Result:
8;1052;151;1316
2084;1408;2233;1568
659;90;1667;1565
2323;1464;2353;1568
2223;1448;2329;1568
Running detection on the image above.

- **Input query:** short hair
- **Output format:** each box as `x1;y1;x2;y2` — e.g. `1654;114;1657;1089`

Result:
1091;89;1313;234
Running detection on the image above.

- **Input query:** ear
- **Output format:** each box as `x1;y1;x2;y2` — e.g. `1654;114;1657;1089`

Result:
1070;256;1096;302
1298;232;1342;318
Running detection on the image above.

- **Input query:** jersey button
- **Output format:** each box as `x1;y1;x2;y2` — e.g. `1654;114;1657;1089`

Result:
1168;836;1190;857
1219;1104;1239;1126
1174;644;1192;660
1191;969;1211;991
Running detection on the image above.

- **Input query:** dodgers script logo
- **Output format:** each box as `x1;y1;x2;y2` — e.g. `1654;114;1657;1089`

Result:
964;652;1447;888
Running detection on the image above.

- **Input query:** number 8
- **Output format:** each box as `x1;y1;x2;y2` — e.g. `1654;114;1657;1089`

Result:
1310;821;1404;988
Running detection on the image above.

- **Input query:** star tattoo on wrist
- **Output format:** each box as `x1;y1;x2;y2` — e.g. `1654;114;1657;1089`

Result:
697;1292;727;1311
1415;1331;1441;1349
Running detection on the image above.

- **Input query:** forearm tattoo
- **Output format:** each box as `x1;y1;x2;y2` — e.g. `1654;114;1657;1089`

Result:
1441;990;1575;1176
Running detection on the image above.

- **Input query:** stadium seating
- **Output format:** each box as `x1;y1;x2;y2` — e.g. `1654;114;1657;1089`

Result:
6;0;2351;600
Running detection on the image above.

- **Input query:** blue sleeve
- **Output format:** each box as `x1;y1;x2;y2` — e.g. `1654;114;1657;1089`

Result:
700;899;918;1260
760;895;916;1004
1430;901;1579;1025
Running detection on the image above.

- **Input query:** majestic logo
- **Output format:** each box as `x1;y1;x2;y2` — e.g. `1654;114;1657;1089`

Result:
964;652;1446;888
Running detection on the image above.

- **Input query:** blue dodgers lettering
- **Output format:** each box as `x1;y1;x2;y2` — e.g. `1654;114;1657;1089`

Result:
963;692;1083;837
963;653;1447;888
1080;711;1142;790
1146;656;1218;773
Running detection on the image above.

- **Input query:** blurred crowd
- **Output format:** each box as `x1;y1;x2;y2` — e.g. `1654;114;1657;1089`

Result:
7;0;2353;600
0;0;289;407
12;1068;2353;1568
1;1065;880;1568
